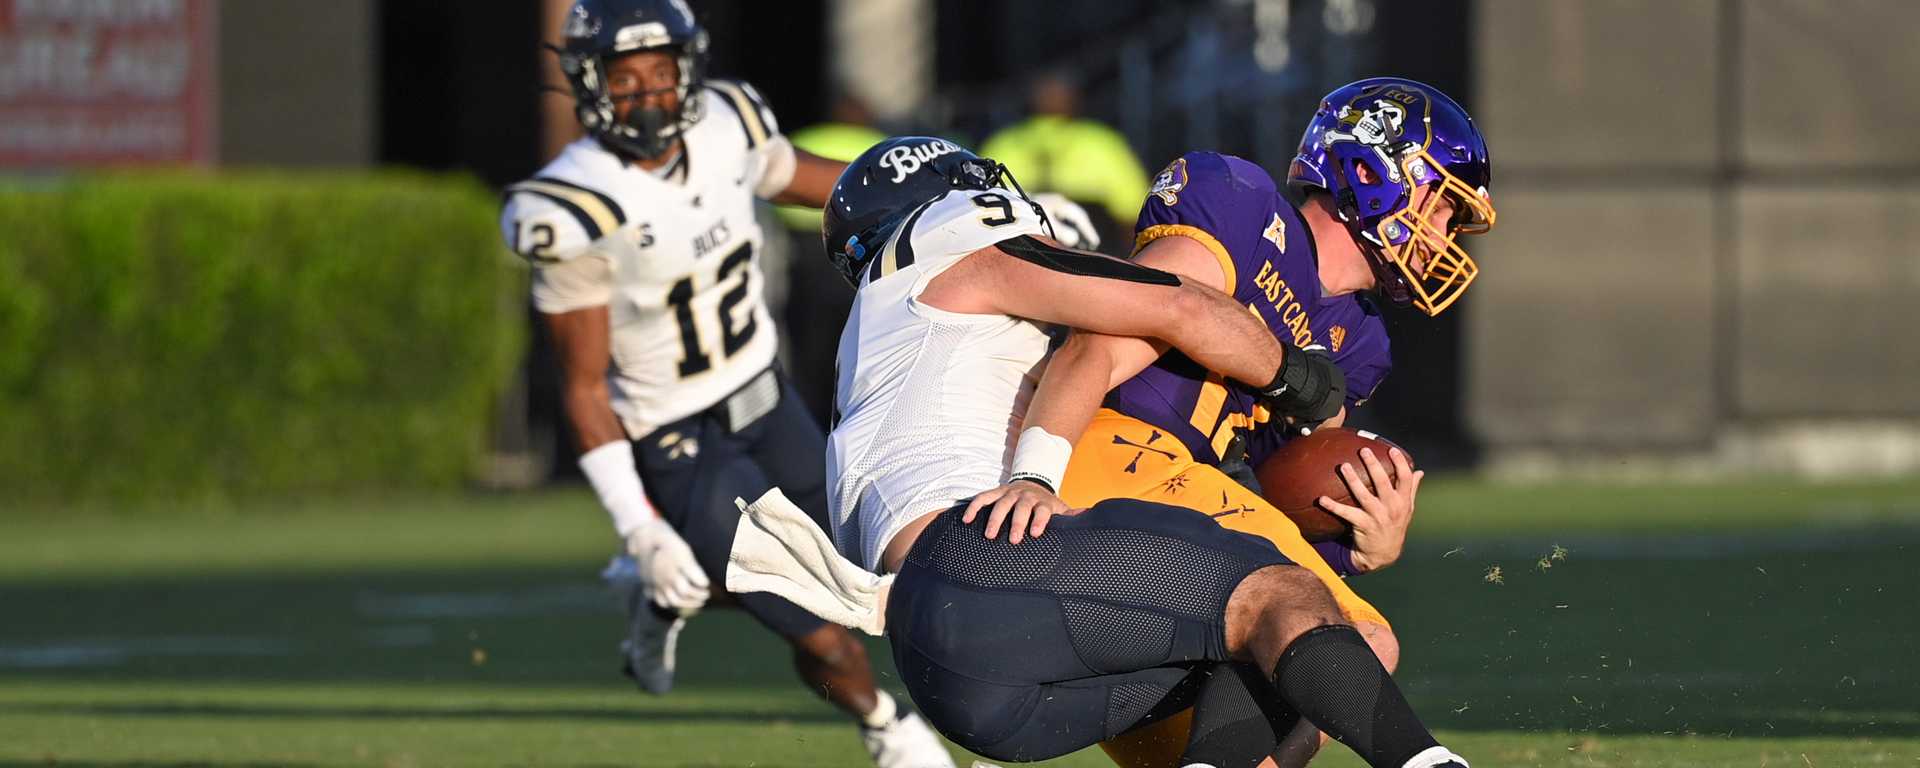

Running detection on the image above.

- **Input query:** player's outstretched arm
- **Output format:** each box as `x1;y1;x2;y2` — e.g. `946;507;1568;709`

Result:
545;305;710;614
1017;234;1231;461
766;147;846;208
923;238;1285;387
936;236;1279;544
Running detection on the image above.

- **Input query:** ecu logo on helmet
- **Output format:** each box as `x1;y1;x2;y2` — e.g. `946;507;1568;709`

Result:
1325;99;1418;184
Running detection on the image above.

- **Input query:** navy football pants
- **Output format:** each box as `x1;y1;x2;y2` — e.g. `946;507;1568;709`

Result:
633;370;831;639
887;499;1291;761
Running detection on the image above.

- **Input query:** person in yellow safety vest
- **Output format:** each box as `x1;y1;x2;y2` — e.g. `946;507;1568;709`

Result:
777;96;889;233
980;70;1150;251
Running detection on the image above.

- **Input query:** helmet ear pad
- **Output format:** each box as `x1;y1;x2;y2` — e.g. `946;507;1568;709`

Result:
568;57;614;133
1324;153;1418;308
1328;145;1412;227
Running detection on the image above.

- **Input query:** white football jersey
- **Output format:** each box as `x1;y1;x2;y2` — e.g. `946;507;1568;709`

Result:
501;81;797;438
827;187;1056;570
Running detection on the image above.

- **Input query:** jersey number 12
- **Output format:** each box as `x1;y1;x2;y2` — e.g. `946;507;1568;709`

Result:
666;243;757;378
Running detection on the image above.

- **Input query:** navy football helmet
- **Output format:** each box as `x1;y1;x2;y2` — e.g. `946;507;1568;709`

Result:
555;0;709;159
823;136;1044;286
1289;78;1496;316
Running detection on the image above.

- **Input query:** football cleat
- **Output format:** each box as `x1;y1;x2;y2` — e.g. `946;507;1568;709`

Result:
861;711;956;768
1401;746;1471;768
605;554;685;695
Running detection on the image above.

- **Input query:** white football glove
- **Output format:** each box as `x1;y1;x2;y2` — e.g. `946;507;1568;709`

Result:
625;515;710;616
1032;192;1102;252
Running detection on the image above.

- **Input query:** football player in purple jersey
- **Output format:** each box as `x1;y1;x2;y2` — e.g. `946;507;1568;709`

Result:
729;130;1476;768
991;77;1498;767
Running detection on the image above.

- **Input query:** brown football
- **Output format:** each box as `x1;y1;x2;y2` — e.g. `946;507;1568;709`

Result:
1254;427;1414;542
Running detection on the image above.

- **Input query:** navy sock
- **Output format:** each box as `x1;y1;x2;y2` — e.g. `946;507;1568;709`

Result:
1179;664;1285;768
1268;624;1439;768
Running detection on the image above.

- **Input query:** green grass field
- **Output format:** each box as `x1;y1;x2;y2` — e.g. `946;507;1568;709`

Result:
3;478;1918;767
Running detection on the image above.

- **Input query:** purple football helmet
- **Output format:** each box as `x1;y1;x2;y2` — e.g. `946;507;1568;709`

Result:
1288;78;1496;316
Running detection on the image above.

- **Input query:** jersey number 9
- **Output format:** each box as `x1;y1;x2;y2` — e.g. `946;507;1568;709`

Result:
971;192;1043;228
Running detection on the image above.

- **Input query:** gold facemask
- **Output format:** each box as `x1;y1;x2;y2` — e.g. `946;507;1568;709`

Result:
1372;148;1497;316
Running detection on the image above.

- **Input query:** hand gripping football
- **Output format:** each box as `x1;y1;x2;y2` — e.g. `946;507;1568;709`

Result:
1254;427;1414;542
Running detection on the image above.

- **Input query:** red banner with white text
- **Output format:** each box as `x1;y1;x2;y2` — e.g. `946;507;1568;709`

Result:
0;0;217;168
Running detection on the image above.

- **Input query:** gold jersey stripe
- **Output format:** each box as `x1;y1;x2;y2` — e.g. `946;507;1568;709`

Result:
1133;223;1237;289
507;180;623;242
708;81;769;148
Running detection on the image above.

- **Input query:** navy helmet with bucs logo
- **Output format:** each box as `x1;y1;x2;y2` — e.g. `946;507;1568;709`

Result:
1288;77;1496;316
554;0;709;159
823;136;1046;286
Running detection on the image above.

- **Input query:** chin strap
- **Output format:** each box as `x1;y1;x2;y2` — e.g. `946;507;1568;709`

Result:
1359;240;1415;307
994;163;1058;243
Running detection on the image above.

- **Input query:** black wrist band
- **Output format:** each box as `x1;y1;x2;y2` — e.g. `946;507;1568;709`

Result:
1261;347;1303;398
1007;472;1058;495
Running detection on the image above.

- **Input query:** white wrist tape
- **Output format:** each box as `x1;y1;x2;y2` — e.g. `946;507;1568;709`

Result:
1009;426;1073;494
579;441;654;537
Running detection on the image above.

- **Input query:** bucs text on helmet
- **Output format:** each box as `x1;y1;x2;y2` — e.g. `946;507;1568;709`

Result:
1288;77;1497;316
822;136;1052;286
554;0;709;160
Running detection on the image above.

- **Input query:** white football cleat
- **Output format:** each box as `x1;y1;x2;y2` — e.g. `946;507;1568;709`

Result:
1403;746;1470;768
605;555;685;695
862;711;955;768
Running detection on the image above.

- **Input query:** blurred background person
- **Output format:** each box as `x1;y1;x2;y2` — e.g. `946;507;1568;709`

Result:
979;69;1150;254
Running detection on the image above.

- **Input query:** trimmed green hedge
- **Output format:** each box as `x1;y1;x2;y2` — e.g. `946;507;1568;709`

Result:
0;172;526;504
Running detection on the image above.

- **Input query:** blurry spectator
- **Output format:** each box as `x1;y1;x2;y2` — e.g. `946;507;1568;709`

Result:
780;95;887;424
980;70;1150;252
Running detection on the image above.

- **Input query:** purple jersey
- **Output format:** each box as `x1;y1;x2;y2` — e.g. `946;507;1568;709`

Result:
1103;151;1393;464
